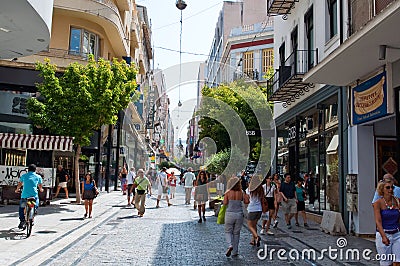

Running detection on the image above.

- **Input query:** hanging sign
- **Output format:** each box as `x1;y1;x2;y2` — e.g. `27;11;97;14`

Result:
351;71;388;125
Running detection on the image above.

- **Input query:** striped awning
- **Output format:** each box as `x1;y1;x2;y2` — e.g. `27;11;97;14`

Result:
0;133;74;152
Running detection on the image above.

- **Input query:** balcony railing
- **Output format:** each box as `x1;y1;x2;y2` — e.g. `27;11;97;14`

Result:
267;0;299;18
36;48;99;61
232;69;271;83
267;49;318;104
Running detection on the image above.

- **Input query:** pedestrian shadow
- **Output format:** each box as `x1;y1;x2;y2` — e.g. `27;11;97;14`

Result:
0;228;27;240
111;205;128;208
117;215;137;220
0;204;76;218
60;217;84;221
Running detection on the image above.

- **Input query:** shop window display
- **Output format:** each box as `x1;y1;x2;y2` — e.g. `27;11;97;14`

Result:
276;99;340;214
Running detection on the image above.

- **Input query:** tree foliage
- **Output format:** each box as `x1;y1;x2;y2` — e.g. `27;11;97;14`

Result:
28;55;139;203
198;80;270;162
205;146;247;176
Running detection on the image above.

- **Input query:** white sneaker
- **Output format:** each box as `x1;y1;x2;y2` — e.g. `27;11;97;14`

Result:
272;220;279;228
267;230;274;235
260;228;265;235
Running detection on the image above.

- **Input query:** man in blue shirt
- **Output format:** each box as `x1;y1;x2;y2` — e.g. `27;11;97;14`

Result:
371;173;400;204
15;164;43;229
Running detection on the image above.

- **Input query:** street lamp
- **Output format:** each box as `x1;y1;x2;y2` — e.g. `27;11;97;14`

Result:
176;0;187;10
176;0;186;118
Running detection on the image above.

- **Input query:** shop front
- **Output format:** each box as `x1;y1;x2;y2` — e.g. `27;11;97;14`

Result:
275;86;346;217
0;66;75;200
0;132;74;203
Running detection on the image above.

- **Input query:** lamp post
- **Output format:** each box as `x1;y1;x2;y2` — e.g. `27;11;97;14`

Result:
176;0;186;114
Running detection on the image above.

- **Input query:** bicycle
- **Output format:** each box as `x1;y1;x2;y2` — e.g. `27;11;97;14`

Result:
23;197;36;237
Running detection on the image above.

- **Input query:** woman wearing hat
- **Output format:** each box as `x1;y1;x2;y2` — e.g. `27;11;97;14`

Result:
223;176;249;257
246;175;265;247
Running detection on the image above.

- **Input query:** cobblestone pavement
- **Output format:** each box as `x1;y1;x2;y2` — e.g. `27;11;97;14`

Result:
0;186;378;266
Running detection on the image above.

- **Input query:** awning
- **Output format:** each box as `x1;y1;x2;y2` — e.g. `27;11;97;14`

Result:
0;133;74;152
326;135;339;155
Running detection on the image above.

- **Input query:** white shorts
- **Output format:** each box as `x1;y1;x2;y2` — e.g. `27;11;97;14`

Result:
375;231;400;266
59;182;67;188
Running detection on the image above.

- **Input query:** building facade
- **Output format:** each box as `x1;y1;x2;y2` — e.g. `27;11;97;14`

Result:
205;0;267;87
269;0;399;235
220;20;274;86
0;0;151;191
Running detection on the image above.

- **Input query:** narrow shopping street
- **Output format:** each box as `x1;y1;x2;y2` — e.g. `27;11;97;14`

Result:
0;186;376;266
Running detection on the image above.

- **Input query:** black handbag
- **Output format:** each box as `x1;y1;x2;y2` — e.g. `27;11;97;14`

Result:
92;183;99;198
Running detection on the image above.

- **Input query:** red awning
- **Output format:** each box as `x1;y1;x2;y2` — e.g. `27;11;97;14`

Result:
0;133;74;152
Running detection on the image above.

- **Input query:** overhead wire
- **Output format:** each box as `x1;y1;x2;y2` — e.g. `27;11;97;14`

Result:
153;1;223;31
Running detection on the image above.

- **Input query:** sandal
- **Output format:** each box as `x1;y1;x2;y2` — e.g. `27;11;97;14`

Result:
226;246;233;257
256;236;261;247
250;237;256;246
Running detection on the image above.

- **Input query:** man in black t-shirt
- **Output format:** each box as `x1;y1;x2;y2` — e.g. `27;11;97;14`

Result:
54;165;69;199
279;173;297;229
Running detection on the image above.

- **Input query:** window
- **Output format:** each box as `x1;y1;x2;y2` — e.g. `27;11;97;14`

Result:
327;0;338;39
262;48;273;74
69;28;100;58
291;27;298;52
243;51;254;76
279;43;285;66
304;6;314;70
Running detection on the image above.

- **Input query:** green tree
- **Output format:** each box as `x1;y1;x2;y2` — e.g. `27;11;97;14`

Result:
27;55;139;203
205;146;247;176
198;80;270;162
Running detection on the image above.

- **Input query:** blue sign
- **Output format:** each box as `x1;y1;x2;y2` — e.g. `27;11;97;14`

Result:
352;71;388;125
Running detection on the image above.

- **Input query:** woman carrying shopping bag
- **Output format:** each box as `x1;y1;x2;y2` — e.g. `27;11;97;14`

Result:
223;176;249;257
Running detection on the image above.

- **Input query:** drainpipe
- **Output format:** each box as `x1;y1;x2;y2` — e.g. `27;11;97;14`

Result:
105;124;112;192
339;0;343;43
347;0;352;37
114;111;122;191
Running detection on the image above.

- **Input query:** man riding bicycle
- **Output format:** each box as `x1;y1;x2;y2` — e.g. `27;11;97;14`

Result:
15;164;44;229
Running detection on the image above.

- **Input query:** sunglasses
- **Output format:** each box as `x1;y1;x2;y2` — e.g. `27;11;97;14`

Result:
385;185;395;190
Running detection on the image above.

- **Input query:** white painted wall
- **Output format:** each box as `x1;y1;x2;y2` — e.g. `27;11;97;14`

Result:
272;0;347;118
349;125;376;234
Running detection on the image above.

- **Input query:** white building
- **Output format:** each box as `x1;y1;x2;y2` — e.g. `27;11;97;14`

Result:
269;0;400;235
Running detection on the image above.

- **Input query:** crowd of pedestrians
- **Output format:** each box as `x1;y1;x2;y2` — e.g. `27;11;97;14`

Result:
17;163;400;264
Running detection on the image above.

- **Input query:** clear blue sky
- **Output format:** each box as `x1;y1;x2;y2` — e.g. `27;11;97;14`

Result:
138;0;224;143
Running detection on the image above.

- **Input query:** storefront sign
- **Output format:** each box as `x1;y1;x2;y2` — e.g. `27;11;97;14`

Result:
0;166;55;187
146;89;155;129
352;71;388;125
0;91;30;118
288;125;296;142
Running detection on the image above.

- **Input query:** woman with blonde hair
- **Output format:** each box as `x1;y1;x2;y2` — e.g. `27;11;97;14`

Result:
373;177;400;266
223;176;249;257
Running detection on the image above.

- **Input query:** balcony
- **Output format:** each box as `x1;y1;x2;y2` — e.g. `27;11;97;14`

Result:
13;48;96;68
54;0;129;57
267;0;298;18
268;49;318;104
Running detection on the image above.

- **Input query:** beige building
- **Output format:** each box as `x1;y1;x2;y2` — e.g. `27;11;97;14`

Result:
0;0;152;191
